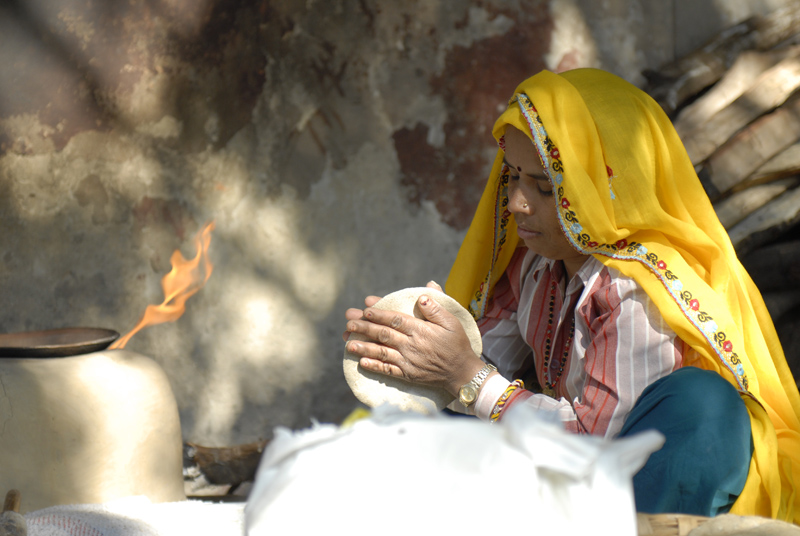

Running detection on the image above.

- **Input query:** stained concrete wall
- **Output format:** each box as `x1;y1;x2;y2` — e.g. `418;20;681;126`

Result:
0;0;794;446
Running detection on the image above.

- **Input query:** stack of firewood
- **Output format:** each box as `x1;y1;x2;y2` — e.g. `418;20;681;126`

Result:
644;4;800;383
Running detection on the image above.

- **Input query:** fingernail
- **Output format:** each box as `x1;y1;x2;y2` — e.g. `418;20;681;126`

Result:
420;295;429;306
348;342;360;353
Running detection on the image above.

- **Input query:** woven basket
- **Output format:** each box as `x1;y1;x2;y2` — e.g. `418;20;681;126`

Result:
637;513;710;536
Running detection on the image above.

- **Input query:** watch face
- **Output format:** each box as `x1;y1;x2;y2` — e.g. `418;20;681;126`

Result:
459;384;478;406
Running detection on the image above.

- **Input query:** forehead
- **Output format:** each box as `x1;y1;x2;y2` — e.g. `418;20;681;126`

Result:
503;126;544;172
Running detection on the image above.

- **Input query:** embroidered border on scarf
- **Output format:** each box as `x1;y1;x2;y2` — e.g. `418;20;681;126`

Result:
469;171;512;318
512;92;750;392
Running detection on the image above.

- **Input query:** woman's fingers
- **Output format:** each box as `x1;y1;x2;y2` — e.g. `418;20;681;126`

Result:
415;294;460;333
347;339;407;379
359;356;404;378
345;307;366;321
426;280;443;292
343;307;366;341
360;308;417;336
346;312;408;345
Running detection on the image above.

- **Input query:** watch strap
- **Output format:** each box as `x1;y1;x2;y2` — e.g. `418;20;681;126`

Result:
459;363;497;407
470;363;496;391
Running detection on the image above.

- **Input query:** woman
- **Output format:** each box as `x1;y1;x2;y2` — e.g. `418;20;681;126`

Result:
344;69;800;520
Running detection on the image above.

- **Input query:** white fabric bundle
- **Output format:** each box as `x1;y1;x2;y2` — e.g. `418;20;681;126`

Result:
24;497;245;536
246;405;664;535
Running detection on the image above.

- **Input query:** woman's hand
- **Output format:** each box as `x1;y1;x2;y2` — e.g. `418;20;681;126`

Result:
341;282;442;342
343;295;382;341
343;282;485;397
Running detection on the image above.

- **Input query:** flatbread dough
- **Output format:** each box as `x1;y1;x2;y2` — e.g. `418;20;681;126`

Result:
343;287;482;414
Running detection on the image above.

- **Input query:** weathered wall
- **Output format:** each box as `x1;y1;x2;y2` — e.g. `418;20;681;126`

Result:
0;0;794;446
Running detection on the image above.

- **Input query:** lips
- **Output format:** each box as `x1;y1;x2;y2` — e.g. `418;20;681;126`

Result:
517;225;541;239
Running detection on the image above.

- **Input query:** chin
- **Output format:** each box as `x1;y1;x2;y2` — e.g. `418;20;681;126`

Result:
523;242;551;259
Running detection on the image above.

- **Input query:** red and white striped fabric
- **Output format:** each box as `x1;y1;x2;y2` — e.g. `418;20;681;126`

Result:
474;248;690;438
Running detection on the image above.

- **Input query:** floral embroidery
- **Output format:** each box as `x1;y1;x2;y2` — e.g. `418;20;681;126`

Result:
469;168;512;318
512;92;750;392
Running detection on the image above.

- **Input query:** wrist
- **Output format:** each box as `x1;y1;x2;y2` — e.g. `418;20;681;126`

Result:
448;358;485;397
457;363;498;408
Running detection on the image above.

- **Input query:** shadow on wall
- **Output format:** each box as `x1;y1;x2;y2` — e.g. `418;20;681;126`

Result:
0;0;571;444
0;0;266;153
0;0;310;445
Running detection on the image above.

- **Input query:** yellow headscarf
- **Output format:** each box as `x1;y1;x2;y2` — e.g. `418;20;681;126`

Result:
446;68;800;521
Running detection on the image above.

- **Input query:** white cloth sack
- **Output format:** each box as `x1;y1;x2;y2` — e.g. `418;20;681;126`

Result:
24;496;245;536
246;404;664;536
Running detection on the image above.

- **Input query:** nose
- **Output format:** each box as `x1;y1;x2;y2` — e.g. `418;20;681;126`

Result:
507;180;531;214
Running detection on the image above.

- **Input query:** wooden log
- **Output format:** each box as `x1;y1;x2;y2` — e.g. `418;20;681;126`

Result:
636;513;709;536
727;185;800;255
774;304;800;386
1;492;19;515
682;53;800;165
741;240;800;292
184;440;269;486
0;490;25;536
645;4;800;115
644;20;760;116
714;177;800;229
699;92;800;198
762;289;800;326
674;47;799;140
750;140;800;182
712;143;800;227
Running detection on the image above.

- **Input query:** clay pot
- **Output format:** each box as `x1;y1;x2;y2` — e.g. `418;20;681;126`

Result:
0;349;185;512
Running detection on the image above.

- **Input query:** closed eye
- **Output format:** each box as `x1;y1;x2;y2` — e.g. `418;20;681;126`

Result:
536;179;553;196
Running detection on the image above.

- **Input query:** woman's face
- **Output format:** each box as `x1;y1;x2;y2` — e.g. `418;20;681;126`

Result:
503;126;588;277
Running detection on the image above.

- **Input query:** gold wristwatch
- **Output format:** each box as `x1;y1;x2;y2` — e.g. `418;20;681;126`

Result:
458;364;497;407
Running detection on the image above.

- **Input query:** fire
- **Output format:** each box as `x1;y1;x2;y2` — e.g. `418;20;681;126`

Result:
111;221;215;349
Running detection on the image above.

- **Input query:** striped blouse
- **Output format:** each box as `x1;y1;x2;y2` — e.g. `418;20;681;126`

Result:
472;247;687;438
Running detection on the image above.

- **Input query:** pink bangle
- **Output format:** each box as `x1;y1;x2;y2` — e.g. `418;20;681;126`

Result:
490;380;525;422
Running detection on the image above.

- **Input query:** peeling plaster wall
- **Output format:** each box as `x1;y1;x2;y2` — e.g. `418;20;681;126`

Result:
0;0;794;445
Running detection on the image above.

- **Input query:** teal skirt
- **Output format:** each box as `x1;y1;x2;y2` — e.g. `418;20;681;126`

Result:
618;366;752;516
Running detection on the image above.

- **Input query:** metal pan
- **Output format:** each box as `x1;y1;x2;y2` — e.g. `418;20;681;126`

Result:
0;327;120;357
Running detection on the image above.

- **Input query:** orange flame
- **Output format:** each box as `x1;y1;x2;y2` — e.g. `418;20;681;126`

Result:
111;221;215;349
